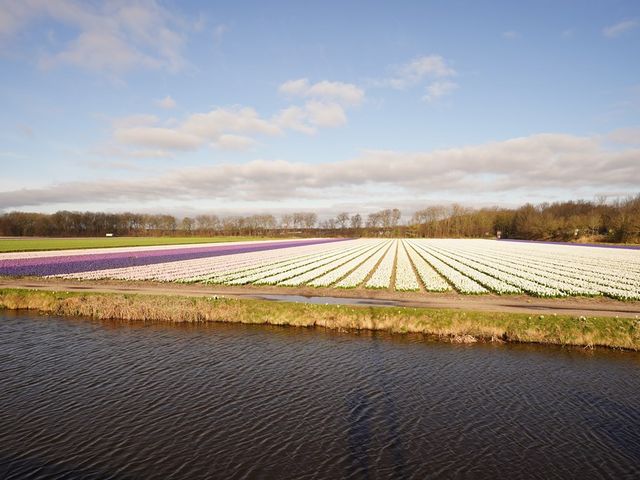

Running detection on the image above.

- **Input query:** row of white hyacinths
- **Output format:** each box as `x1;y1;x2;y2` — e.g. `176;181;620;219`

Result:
53;237;640;299
407;239;640;299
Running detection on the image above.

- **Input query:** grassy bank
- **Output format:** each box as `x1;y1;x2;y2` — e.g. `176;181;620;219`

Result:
0;236;282;253
1;288;639;350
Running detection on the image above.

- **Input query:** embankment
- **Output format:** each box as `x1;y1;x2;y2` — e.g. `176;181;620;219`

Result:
1;288;639;350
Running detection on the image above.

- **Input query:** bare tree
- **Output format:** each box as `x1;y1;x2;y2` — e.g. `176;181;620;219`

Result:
195;214;220;232
336;212;350;229
302;212;317;228
281;214;293;229
323;218;337;229
390;208;401;227
292;212;305;228
181;217;194;233
222;216;244;234
367;212;382;228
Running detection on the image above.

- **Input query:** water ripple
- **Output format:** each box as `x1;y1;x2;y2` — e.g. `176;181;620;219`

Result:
1;310;639;479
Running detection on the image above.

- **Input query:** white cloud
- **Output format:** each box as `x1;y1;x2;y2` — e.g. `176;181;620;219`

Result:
273;106;316;134
214;134;255;150
423;80;458;102
109;78;362;156
156;95;177;109
127;149;171;159
304;101;347;128
115;126;202;150
271;101;348;134
384;55;456;90
279;78;310;96
182;107;281;138
603;19;639;38
0;0;188;76
279;78;364;106
4;133;639;208
275;78;363;133
113;106;280;152
607;126;640;145
373;54;460;103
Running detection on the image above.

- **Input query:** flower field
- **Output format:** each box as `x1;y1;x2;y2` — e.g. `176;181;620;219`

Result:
1;238;639;300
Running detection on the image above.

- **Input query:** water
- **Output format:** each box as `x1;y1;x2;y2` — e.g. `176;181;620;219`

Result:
1;311;639;479
250;294;403;307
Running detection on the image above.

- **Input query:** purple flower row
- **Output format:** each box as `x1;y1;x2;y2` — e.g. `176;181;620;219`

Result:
0;238;347;277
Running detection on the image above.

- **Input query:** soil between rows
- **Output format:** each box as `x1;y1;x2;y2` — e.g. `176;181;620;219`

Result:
1;276;639;319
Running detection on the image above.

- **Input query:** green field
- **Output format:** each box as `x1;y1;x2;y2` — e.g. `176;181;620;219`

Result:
0;236;281;253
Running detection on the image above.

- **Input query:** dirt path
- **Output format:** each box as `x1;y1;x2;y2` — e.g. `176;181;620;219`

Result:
2;277;640;318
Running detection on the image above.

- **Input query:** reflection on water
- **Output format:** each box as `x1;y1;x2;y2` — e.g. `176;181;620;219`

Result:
1;310;639;479
250;293;402;306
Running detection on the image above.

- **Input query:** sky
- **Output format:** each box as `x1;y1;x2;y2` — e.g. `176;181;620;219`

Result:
0;0;639;219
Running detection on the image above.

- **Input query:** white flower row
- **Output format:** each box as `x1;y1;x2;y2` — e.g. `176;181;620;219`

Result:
365;241;397;289
425;245;564;297
334;241;394;288
59;240;362;282
404;242;450;292
278;242;387;286
416;244;522;295
485;249;640;296
251;242;381;286
459;242;639;288
482;240;640;277
40;236;640;300
449;247;605;297
429;242;579;297
205;241;368;284
500;241;640;271
393;241;420;291
407;241;487;294
423;239;639;299
309;241;392;287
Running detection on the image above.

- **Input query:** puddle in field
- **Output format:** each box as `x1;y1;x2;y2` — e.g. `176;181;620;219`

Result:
248;293;405;307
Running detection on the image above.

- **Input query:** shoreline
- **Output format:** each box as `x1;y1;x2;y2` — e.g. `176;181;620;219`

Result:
2;276;639;318
2;288;639;351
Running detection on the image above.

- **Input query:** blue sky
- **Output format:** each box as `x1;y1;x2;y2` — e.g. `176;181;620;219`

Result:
0;0;639;218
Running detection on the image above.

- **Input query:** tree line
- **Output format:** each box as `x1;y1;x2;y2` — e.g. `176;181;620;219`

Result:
0;196;638;242
408;196;640;242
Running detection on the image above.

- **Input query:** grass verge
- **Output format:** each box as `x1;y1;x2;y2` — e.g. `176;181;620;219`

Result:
0;236;284;253
1;288;639;350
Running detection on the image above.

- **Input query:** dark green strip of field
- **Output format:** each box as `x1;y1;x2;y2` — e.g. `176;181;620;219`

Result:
0;236;281;253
